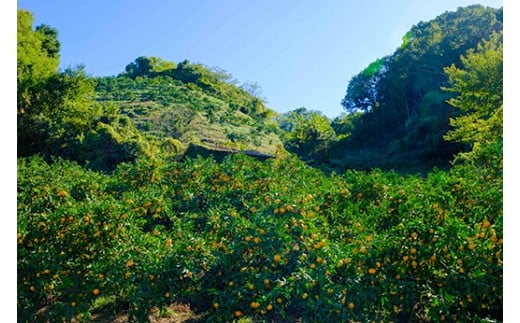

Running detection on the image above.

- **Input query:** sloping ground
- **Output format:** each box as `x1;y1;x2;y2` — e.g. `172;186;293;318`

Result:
95;72;284;158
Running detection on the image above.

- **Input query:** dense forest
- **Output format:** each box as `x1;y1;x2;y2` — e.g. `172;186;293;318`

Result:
281;5;502;171
18;5;502;323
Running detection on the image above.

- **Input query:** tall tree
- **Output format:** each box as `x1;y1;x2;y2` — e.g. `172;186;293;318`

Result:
443;32;503;161
123;56;176;79
277;108;336;164
337;5;502;169
17;9;150;171
17;9;102;156
17;10;59;112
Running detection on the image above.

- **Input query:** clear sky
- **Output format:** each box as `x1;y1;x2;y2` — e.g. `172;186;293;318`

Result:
17;0;503;118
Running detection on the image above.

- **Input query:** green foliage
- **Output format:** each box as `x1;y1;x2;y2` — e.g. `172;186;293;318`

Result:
331;112;362;141
341;62;384;114
361;58;385;77
17;10;59;86
18;10;156;171
338;5;503;170
18;151;502;322
35;24;60;58
18;9;281;170
160;137;184;156
443;32;503;163
66;114;152;171
277;108;336;165
123;56;177;79
17;63;103;156
96;60;283;156
400;31;413;49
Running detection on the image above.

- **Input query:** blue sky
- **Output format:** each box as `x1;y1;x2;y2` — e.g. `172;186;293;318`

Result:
17;0;503;118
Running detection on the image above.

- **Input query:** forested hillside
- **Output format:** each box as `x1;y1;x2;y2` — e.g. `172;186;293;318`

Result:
334;5;503;170
95;58;282;159
18;7;282;172
278;5;503;171
17;5;503;323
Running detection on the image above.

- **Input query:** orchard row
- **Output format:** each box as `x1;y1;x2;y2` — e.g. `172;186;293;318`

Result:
17;153;502;322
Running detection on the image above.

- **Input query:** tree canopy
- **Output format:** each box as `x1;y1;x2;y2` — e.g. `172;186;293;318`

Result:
335;5;503;170
17;9;150;171
443;31;503;163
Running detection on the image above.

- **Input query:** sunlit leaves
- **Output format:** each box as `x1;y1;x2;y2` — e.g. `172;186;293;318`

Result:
443;32;503;155
18;152;502;322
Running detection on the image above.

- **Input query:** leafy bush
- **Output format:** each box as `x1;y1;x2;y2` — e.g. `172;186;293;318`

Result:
18;152;502;322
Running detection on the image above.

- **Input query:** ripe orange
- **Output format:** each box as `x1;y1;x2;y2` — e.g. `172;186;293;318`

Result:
57;190;68;197
93;288;100;296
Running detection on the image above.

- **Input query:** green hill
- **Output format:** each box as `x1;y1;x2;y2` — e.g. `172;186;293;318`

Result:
95;58;283;159
326;5;503;171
